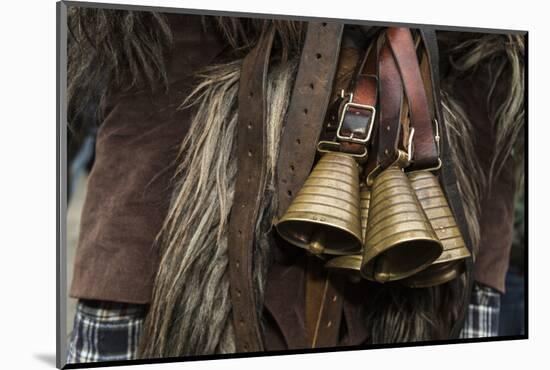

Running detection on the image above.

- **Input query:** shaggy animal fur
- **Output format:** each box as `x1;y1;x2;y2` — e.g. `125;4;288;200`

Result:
137;57;298;357
440;33;525;187
67;7;524;355
67;8;172;132
67;8;304;132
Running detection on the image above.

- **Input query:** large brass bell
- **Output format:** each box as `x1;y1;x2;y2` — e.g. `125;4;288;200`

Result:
401;171;471;287
360;166;443;282
324;184;371;280
276;152;363;256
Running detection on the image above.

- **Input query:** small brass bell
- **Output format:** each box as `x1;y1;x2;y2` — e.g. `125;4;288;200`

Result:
401;171;471;288
276;152;363;255
361;166;443;282
325;184;371;280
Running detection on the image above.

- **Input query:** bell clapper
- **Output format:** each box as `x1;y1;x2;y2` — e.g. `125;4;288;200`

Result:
308;230;326;255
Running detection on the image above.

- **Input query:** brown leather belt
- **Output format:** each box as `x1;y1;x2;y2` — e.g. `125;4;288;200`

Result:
337;42;378;156
305;257;346;348
387;28;439;170
275;21;347;349
276;22;344;219
227;27;276;353
377;35;404;168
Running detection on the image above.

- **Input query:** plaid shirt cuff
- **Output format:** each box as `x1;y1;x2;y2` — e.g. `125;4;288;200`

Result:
459;283;501;338
67;299;146;364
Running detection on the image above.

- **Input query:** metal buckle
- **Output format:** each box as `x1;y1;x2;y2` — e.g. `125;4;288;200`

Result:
405;125;443;173
336;91;376;144
317;140;368;159
365;128;415;187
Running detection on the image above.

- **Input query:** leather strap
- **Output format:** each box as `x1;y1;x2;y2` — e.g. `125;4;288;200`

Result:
276;22;344;219
387;28;438;170
419;30;444;135
310;272;345;348
228;27;276;353
419;29;475;339
338;43;378;155
377;36;404;168
305;256;346;348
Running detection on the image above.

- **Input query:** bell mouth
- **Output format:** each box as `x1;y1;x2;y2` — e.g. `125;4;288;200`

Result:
325;255;363;276
276;220;362;256
361;238;442;282
325;255;363;283
401;259;467;288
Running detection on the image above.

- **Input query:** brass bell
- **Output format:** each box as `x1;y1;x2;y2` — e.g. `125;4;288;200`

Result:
361;166;443;282
401;171;471;288
276;152;363;255
324;184;371;280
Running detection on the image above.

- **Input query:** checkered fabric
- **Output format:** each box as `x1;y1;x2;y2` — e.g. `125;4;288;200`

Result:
66;300;146;363
459;283;501;338
67;283;501;363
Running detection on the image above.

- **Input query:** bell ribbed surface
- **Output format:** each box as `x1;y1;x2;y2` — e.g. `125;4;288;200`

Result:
276;152;363;255
361;166;443;282
401;171;471;288
360;184;371;243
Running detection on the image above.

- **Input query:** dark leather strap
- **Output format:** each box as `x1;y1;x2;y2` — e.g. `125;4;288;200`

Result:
311;272;345;348
387;28;438;170
377;36;404;168
305;257;345;348
228;27;276;353
419;30;444;134
276;22;344;219
338;44;378;155
419;29;475;339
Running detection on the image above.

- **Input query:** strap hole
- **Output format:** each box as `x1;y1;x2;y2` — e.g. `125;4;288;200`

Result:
287;190;293;197
238;229;242;235
296;138;301;145
290;165;295;171
249;91;254;98
303;108;308;115
248;122;253;129
322;22;327;27
327;320;332;328
248;150;252;157
309;83;314;90
316;53;322;59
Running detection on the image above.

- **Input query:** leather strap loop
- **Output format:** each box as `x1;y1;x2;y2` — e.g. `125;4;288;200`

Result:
276;22;344;219
377;37;404;169
419;30;444;133
338;43;378;155
387;28;438;170
228;27;276;353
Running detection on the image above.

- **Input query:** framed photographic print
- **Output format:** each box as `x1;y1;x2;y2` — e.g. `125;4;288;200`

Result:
56;1;527;368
